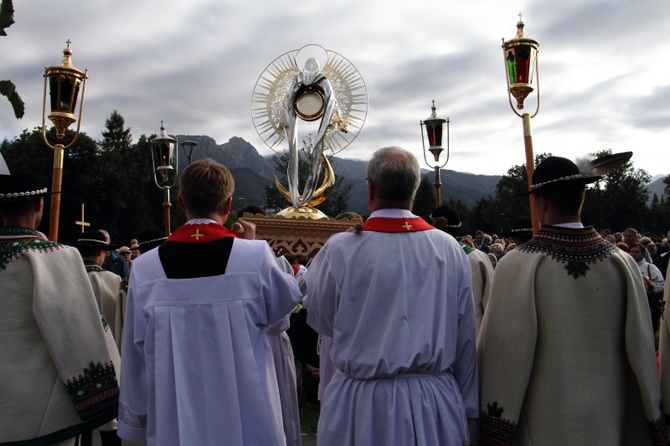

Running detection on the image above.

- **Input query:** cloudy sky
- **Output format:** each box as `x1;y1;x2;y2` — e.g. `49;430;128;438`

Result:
1;0;669;178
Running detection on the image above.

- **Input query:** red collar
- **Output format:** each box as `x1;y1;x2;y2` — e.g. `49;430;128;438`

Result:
167;223;236;243
362;216;434;233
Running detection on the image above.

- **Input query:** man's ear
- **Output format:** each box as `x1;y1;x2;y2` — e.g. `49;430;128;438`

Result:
35;196;44;213
177;193;186;211
223;197;232;215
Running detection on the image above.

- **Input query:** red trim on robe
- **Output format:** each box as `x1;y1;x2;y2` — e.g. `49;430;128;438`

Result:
167;223;237;243
362;217;434;233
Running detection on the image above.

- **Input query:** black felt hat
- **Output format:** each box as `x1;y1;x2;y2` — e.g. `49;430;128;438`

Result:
518;156;601;196
430;206;466;236
502;217;533;239
0;169;51;204
74;228;118;250
139;227;168;252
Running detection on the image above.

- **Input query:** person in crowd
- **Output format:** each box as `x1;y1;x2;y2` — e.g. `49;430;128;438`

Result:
118;245;132;268
303;147;477;445
73;228;125;446
654;237;670;280
129;242;141;260
624;227;654;263
474;229;490;253
117;158;302;445
432;205;494;339
74;229;125;349
239;204;302;446
630;242;665;294
629;242;665;332
478;156;667;445
100;229;129;280
0;169;120;445
657;261;670;427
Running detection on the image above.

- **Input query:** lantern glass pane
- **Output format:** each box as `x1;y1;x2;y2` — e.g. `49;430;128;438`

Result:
48;74;81;113
514;45;532;84
427;125;443;148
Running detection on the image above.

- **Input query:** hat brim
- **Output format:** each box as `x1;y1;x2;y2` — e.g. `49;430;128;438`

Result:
0;190;54;204
73;241;118;251
516;176;600;196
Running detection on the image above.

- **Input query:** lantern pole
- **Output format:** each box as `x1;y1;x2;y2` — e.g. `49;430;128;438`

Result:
502;14;541;234
41;40;88;242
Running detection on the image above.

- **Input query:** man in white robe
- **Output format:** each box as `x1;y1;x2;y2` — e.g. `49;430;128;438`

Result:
304;147;478;446
0;169;121;445
74;228;125;446
431;205;494;340
118;159;302;445
478;157;667;445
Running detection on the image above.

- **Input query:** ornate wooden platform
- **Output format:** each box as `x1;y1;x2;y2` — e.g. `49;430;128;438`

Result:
242;213;362;258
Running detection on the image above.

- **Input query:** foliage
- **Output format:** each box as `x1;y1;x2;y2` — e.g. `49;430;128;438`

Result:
0;114;169;244
582;149;651;232
411;176;435;217
0;0;24;119
2;113;667;241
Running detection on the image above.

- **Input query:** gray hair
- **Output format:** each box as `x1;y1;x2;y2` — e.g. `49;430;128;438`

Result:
367;146;421;205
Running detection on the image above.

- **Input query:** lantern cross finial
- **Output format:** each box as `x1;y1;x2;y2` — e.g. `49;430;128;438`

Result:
66;39;72;49
518;12;523;21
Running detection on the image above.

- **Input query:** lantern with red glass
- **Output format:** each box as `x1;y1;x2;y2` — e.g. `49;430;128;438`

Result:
420;101;450;208
502;15;540;113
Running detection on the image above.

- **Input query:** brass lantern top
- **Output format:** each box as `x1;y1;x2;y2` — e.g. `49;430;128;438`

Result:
42;40;88;144
502;15;540;114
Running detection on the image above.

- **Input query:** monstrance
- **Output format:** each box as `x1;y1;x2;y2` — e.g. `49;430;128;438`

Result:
251;44;368;218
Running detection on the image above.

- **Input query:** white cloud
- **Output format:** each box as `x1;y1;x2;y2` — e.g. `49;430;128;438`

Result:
1;0;668;178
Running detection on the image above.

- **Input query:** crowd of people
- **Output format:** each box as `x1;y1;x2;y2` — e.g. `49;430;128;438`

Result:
1;150;669;446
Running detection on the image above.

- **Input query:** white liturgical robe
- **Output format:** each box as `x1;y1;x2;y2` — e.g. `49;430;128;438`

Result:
304;208;478;446
118;221;302;445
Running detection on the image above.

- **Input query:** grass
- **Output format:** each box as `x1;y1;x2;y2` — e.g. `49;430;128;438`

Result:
297;388;320;434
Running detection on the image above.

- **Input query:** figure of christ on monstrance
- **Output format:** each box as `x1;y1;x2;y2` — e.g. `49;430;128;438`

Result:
251;45;368;218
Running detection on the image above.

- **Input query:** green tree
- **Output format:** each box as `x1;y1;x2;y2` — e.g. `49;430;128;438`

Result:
412;176;435;217
583;149;651;232
0;0;24;119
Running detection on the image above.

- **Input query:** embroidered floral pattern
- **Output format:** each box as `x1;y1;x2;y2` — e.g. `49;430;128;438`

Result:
0;227;61;272
564;260;590;278
649;403;669;446
65;361;119;421
518;226;616;279
480;401;517;446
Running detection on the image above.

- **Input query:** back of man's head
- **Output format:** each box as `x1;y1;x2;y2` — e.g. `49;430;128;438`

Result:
180;158;235;217
367;147;420;207
535;183;585;216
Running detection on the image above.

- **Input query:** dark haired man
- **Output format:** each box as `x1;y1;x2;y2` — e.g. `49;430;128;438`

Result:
0;169;120;445
478;157;666;445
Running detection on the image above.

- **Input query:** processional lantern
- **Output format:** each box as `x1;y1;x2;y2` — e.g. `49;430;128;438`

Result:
150;122;178;236
41;40;88;242
502;14;541;234
420;101;450;209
